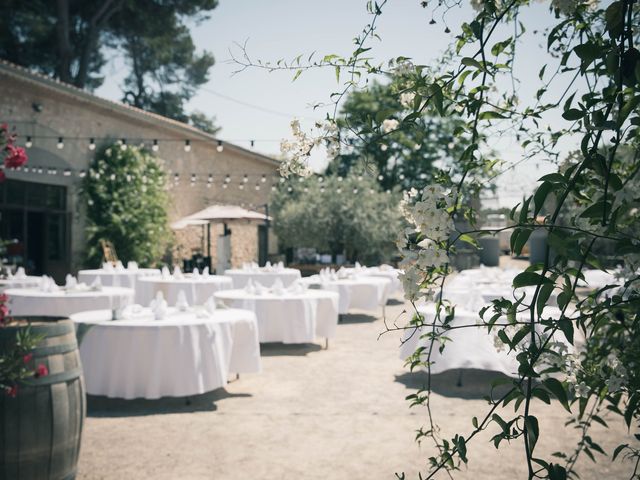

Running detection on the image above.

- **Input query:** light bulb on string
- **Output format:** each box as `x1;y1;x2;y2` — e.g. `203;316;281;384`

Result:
239;184;244;190
357;175;363;182
336;187;342;193
377;174;384;181
223;183;228;189
369;188;374;194
261;174;266;183
37;167;44;174
152;139;159;152
279;177;285;183
110;173;116;181
89;138;96;151
64;168;71;177
297;176;304;183
79;170;86;178
243;174;248;183
191;174;196;184
303;187;308;193
399;173;405;180
271;185;276;191
225;174;231;183
120;139;127;150
337;176;343;182
174;173;180;183
255;183;260;191
216;140;224;152
208;174;213;184
353;188;358;194
184;140;191;152
57;137;64;149
23;167;29;173
25;136;32;148
318;176;324;183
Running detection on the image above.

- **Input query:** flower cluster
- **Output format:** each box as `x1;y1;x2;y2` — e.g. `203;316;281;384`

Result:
382;118;400;133
400;92;416;109
397;185;454;302
279;119;339;177
0;123;28;182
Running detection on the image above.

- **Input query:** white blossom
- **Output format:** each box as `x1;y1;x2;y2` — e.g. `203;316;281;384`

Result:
400;92;416;109
573;381;590;398
382;118;400;133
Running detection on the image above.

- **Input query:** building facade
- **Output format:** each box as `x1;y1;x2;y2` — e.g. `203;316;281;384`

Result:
0;61;280;280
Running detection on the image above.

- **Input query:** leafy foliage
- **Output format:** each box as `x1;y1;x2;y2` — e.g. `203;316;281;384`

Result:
83;142;171;267
270;173;403;264
0;0;219;124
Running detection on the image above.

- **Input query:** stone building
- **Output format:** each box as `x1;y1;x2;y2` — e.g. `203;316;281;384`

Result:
0;60;280;281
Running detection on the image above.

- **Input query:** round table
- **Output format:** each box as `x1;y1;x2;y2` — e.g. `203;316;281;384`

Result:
77;268;160;290
223;268;301;289
0;275;41;292
299;276;390;314
70;307;261;399
399;303;568;376
214;289;339;344
5;287;134;317
136;275;234;306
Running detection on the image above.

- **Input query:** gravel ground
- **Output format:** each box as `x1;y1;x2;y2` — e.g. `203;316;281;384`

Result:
77;291;636;479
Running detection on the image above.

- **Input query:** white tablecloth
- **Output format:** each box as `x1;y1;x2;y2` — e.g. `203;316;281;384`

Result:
70;308;261;399
78;268;160;290
136;275;234;306
400;303;567;376
299;276;390;314
214;289;339;343
5;287;134;317
342;266;403;294
223;269;301;288
399;304;519;376
0;276;41;292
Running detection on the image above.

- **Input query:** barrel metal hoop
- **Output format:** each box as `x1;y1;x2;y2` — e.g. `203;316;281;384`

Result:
21;368;83;387
32;343;78;357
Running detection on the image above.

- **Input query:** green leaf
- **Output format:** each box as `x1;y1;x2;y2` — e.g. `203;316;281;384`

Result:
573;42;601;66
543;378;571;412
462;57;483;70
512;228;533;256
533;181;553;216
513;271;553;288
479;110;507;120
525;415;539;454
605;1;625;38
557;317;574;344
562;109;584;121
536;282;555;317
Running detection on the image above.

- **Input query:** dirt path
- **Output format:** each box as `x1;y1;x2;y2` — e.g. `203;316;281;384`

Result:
77;294;635;479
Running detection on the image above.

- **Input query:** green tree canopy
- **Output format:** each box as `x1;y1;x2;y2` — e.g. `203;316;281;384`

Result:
84;142;171;267
0;0;219;127
271;173;403;264
328;80;469;191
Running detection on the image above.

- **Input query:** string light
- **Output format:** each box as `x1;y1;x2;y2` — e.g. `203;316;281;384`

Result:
64;168;72;176
184;140;191;152
208;174;213;184
255;183;260;191
57;137;64;149
261;174;266;183
25;136;32;148
239;184;244;190
89;138;96;151
120;138;127;150
152;139;159;152
225;174;231;183
271;185;276;191
174;173;180;183
336;187;342;193
216;140;224;152
79;169;86;178
353;188;358;194
337;176;343;182
378;174;384;181
243;174;248;183
223;183;228;189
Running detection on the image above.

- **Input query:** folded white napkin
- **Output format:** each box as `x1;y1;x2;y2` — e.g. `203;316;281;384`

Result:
127;261;139;272
173;266;184;280
204;296;217;314
149;291;168;320
245;278;256;295
89;276;102;291
121;304;144;318
202;266;210;277
65;274;78;289
271;278;285;295
175;290;189;311
161;266;171;278
115;261;125;271
192;269;200;279
287;282;305;294
276;261;285;272
39;276;60;292
15;267;27;279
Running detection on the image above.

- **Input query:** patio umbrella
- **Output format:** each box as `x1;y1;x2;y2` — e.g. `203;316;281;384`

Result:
171;204;271;271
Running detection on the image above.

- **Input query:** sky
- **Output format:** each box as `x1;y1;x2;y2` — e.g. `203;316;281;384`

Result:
94;0;574;208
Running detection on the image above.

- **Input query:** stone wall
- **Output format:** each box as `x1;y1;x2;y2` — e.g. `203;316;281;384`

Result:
0;66;279;273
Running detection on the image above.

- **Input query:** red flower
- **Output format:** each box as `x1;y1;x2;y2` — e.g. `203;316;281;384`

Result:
35;364;48;378
0;293;7;303
4;145;27;168
5;385;18;398
23;353;33;364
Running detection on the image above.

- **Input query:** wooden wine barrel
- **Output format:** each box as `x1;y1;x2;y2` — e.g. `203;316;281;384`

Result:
0;318;85;480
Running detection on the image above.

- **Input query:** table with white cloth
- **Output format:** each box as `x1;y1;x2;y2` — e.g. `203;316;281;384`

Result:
5;286;134;317
342;266;403;295
299;276;390;314
223;268;301;289
77;268;160;290
136;275;233;306
0;275;41;292
399;303;567;377
214;289;339;344
70;307;261;399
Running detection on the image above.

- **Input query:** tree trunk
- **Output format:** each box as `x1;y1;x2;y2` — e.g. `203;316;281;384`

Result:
55;0;73;84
